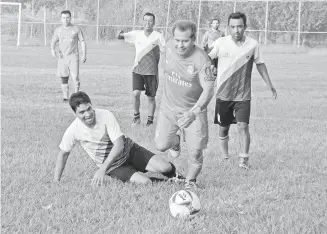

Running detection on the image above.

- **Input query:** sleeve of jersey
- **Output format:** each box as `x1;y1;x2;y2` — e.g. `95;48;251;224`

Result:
51;29;59;43
199;58;215;88
59;123;77;153
254;43;264;64
124;31;137;44
105;111;124;143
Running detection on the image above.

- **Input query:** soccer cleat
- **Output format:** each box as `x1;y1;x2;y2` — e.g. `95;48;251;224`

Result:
131;115;141;127
239;157;250;170
184;180;198;189
168;172;186;183
223;155;229;161
63;98;69;103
169;132;181;158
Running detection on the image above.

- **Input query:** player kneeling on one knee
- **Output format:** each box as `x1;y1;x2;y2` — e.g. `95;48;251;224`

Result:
54;91;183;186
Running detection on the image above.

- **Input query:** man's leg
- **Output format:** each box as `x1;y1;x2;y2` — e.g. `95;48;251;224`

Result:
108;164;151;184
69;56;80;93
144;74;158;127
132;73;145;126
185;149;203;183
219;125;230;160
57;58;70;101
155;108;179;153
234;101;251;169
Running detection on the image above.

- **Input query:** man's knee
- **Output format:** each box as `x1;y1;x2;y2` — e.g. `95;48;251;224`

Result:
147;96;155;102
129;172;151;184
133;90;141;98
237;122;249;132
155;139;171;152
219;125;230;139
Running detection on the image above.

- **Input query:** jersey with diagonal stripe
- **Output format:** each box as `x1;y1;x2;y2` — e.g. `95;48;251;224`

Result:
52;25;84;57
59;109;134;173
124;30;165;75
208;35;264;101
161;40;215;115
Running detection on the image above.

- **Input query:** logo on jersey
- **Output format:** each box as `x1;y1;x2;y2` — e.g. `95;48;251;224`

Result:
187;65;194;74
166;71;192;88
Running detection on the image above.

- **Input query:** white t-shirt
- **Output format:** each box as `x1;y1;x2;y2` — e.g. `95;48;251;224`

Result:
59;109;133;172
208;35;264;101
124;30;165;75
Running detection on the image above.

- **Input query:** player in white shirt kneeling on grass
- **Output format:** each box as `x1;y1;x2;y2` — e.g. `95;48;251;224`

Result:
54;92;184;186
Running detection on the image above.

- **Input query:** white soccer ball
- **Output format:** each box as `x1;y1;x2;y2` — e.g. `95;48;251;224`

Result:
169;190;201;218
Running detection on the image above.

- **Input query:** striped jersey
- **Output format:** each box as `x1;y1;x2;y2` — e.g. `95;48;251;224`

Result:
52;25;84;57
161;40;215;116
124;30;165;75
208;35;264;101
59;109;134;173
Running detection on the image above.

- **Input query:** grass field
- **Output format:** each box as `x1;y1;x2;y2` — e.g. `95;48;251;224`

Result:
1;41;327;234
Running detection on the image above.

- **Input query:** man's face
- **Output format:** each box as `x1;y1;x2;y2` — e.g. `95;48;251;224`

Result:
75;103;95;127
61;13;71;27
173;28;195;57
143;15;155;31
211;20;219;30
228;18;246;41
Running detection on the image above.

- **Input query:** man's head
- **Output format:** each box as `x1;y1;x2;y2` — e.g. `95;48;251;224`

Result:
211;19;220;30
69;92;95;127
143;12;155;32
228;12;247;41
61;10;72;27
172;20;197;57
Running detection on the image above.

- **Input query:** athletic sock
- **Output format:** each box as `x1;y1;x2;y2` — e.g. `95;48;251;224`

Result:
61;84;69;99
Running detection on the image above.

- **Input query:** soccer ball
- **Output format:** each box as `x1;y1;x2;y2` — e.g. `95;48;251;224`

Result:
169;190;201;218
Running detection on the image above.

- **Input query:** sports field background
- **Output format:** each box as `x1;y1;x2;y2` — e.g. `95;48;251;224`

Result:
1;42;327;233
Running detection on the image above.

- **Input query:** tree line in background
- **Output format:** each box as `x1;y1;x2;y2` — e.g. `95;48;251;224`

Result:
1;0;327;46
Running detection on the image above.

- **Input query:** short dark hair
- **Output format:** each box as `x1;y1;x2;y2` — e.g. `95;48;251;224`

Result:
69;91;92;112
172;20;197;39
143;12;155;21
228;12;247;27
211;18;220;24
61;10;71;17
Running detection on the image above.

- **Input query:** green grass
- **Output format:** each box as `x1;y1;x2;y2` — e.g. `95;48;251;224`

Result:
1;42;327;233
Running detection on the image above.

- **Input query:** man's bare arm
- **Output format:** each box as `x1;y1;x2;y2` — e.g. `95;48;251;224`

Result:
256;63;277;99
54;150;70;182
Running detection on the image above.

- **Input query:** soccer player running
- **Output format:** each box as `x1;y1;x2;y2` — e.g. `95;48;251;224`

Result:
54;91;184;185
117;12;165;127
155;20;215;189
208;12;277;169
201;18;225;76
51;10;86;103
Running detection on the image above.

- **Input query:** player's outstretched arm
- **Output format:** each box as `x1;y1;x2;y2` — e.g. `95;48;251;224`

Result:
54;150;70;182
256;63;277;99
91;136;125;187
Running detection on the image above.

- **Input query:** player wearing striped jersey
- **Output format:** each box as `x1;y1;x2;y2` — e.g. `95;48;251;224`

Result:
117;12;165;127
51;10;86;103
155;20;215;189
201;18;225;76
54;92;184;186
208;12;277;169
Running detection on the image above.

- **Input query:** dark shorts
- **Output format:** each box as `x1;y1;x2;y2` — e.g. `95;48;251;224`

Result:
132;72;158;97
107;143;155;182
212;58;218;69
214;99;251;126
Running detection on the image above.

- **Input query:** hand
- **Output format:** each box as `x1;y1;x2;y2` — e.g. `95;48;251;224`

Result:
117;30;124;39
51;50;57;59
271;87;277;99
91;168;106;187
80;54;86;63
177;111;195;129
